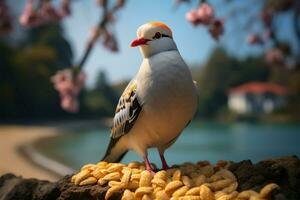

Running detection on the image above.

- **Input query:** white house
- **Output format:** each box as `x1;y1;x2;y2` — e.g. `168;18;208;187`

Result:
228;82;288;114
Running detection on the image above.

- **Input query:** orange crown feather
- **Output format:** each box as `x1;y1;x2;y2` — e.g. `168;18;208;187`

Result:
148;22;172;36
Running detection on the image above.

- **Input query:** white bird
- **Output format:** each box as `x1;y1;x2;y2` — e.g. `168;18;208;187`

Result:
102;22;198;172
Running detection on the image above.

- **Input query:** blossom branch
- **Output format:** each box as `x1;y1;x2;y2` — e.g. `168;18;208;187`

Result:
52;0;126;113
185;0;224;40
76;0;124;70
76;8;108;70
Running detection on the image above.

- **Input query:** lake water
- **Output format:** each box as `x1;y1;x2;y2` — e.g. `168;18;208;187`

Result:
35;122;300;171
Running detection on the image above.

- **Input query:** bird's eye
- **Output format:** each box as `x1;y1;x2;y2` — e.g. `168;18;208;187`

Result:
153;32;162;39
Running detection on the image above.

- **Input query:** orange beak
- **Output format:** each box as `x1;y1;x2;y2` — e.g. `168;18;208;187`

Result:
130;38;151;47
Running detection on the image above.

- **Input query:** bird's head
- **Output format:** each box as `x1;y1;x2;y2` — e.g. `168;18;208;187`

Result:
131;22;177;58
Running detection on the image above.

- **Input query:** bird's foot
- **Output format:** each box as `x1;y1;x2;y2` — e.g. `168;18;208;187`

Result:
145;163;156;175
148;169;156;175
144;156;156;174
162;162;170;170
159;153;170;170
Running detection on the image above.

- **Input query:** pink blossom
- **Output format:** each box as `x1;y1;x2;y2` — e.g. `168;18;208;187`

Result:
39;1;62;24
208;18;224;40
61;95;79;113
102;30;119;52
19;0;42;27
0;1;12;34
106;12;116;23
115;0;125;9
265;48;284;65
247;33;263;45
20;0;69;28
185;2;223;40
261;12;272;28
51;69;73;95
196;3;214;25
59;0;71;18
186;3;214;26
185;9;199;26
52;69;85;96
76;71;86;86
96;0;106;7
263;30;272;40
51;69;86;113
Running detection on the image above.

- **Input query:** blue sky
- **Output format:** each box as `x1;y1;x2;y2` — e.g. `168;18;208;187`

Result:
10;0;296;86
62;1;217;86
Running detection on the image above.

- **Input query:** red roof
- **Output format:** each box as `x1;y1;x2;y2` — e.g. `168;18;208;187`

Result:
229;82;288;95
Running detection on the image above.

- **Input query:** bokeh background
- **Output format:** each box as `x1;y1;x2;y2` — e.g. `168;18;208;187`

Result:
0;0;299;180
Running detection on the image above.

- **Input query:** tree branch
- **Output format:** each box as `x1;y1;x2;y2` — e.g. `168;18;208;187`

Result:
76;0;117;70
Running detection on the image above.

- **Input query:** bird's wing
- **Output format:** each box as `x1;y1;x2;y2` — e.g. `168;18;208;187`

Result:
111;80;142;139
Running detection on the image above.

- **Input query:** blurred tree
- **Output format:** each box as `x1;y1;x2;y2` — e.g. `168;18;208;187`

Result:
83;71;118;117
0;42;16;117
0;0;299;122
95;71;117;104
12;45;57;118
23;25;73;68
194;47;269;118
0;24;74;120
222;0;300;68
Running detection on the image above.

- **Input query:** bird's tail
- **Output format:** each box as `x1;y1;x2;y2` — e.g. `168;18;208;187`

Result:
101;138;128;163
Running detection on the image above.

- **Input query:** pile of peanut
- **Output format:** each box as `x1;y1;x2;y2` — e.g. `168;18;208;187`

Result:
71;160;279;200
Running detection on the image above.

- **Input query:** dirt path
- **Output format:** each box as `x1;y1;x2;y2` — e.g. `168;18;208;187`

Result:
0;126;60;181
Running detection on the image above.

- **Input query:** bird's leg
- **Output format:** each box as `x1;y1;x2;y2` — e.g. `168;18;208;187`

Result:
143;156;155;173
159;152;170;170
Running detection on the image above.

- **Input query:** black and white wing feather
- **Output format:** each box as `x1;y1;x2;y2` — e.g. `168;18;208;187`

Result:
111;80;142;139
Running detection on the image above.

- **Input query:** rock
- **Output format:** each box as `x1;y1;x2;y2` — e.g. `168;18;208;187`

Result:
0;173;60;200
0;156;299;200
229;155;300;200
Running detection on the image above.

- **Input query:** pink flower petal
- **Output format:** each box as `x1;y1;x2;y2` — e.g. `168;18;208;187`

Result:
19;0;41;27
196;3;214;25
61;95;78;113
208;18;224;40
265;48;284;65
247;33;263;45
0;1;12;33
39;1;62;24
51;69;86;113
186;9;199;26
102;30;119;52
59;0;71;17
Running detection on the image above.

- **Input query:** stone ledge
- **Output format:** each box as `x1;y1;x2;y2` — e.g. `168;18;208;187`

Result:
0;156;299;200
